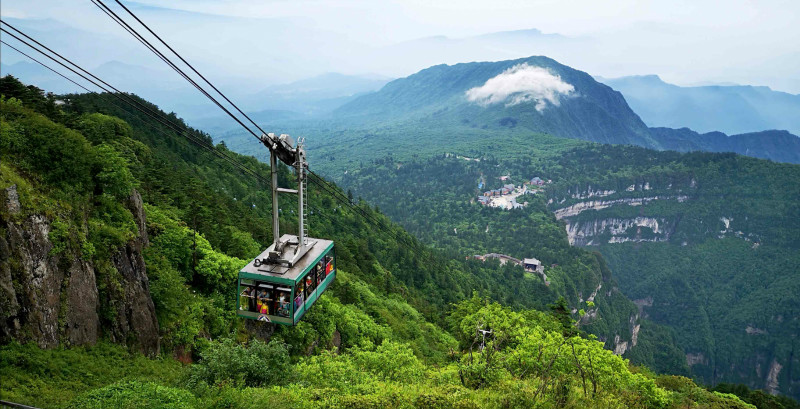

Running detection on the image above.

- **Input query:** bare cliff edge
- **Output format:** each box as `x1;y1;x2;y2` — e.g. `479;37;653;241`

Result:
0;185;159;356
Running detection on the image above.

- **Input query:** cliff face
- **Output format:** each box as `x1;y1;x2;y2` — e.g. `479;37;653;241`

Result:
0;186;159;356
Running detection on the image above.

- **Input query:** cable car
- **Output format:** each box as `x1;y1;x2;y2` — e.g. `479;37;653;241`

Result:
237;235;336;325
236;132;336;325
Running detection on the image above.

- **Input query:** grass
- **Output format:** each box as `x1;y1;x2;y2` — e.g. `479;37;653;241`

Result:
0;341;187;409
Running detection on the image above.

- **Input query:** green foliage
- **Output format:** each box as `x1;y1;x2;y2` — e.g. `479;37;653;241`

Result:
0;342;186;408
66;380;198;409
94;143;136;199
712;383;800;409
76;113;134;145
337;154;650;354
1;75;62;120
48;218;71;256
333;133;800;394
350;341;426;383
188;338;293;388
220;226;262;259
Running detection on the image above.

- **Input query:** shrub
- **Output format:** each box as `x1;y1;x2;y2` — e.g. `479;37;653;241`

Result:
188;338;293;388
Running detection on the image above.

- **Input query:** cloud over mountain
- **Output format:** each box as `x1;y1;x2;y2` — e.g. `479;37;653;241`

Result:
465;63;574;111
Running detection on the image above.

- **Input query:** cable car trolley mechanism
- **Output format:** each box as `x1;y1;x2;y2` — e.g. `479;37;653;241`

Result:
236;133;336;325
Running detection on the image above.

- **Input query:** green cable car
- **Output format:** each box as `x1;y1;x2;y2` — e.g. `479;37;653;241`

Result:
236;132;336;325
237;235;336;325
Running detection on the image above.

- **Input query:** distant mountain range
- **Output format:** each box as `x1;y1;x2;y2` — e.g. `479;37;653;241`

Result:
650;128;800;164
335;56;800;164
600;75;800;136
336;56;660;147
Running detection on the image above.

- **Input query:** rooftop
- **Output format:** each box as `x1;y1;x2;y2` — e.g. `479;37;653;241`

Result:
240;234;334;281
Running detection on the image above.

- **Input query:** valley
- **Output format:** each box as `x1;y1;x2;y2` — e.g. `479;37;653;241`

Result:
1;3;799;406
334;141;800;399
203;54;800;401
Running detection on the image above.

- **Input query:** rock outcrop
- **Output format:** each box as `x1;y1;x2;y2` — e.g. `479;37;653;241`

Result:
552;195;689;219
0;186;159;355
104;192;159;355
563;216;672;246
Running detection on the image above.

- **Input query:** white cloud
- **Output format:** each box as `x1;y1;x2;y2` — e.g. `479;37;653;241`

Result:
465;63;575;111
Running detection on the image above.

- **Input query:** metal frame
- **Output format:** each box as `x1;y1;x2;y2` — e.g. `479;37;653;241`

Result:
260;133;315;268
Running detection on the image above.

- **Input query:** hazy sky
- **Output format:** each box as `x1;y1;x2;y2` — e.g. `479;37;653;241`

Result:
2;0;799;93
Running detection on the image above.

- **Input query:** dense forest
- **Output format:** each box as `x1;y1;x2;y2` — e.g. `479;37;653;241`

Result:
1;76;798;408
338;141;800;398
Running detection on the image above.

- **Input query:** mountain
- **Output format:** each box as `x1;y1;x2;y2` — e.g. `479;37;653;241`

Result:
5;75;780;408
543;145;800;397
336;56;661;147
601;75;800;136
337;136;800;399
327;57;800;165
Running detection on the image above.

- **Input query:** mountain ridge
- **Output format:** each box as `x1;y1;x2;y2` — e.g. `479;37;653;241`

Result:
601;74;800;136
336;55;660;147
334;56;800;164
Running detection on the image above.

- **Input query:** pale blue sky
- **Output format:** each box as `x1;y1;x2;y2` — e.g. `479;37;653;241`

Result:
2;0;799;93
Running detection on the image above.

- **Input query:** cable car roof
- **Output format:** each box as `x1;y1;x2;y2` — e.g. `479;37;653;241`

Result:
239;234;334;283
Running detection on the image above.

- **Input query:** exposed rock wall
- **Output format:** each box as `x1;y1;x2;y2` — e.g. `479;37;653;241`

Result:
564;217;671;246
0;186;159;355
552;195;689;219
104;192;159;355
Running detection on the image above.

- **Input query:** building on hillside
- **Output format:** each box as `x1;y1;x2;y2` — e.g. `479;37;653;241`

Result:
483;253;522;266
504;184;515;190
523;257;543;273
531;177;544;186
478;196;490;205
483;191;492;197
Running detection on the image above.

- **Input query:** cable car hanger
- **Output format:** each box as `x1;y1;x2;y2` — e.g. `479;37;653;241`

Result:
255;132;316;269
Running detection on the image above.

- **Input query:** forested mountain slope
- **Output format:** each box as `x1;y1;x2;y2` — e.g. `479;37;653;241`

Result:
545;145;800;397
2;76;778;408
335;56;659;148
338;141;800;400
325;57;800;164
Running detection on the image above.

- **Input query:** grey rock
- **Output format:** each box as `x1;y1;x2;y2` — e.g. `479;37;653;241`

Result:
106;190;159;356
64;257;99;346
0;188;158;355
3;214;63;347
245;319;275;343
5;185;20;214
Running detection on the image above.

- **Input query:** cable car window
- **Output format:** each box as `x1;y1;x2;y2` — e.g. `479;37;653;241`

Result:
275;287;291;317
294;282;305;309
240;281;257;313
316;260;326;279
324;255;334;275
256;283;273;316
304;271;317;298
